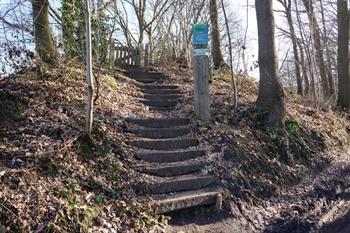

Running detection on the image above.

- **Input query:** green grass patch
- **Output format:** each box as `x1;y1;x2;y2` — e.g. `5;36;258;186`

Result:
286;118;303;142
104;75;119;91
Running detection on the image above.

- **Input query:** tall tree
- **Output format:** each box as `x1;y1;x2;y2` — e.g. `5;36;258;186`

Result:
337;0;350;108
297;41;310;96
83;0;94;134
302;0;334;98
221;0;237;110
319;0;334;95
278;0;303;95
31;0;56;64
210;0;225;69
255;0;286;129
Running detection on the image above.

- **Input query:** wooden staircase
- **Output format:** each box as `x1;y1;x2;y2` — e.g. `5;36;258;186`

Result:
125;70;222;214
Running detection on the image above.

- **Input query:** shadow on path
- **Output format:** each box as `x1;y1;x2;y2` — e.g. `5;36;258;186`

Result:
321;209;350;233
168;206;231;227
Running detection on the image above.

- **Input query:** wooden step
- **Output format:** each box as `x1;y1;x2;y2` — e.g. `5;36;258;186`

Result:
149;106;175;112
138;84;179;90
129;138;199;150
124;71;164;78
142;100;179;108
127;118;190;128
153;189;222;214
136;150;206;163
142;89;181;95
133;78;163;84
143;94;183;100
129;127;190;139
140;175;216;194
136;160;207;177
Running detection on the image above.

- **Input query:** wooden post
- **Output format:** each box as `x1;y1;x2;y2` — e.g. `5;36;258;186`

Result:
193;48;210;124
192;24;210;124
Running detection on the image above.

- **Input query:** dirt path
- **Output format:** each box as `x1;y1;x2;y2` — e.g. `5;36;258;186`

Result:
165;150;350;233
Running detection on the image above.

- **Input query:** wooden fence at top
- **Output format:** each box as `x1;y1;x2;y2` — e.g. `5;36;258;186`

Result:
109;41;150;69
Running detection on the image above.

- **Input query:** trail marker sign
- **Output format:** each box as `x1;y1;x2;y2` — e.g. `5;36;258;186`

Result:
192;23;210;124
192;24;209;46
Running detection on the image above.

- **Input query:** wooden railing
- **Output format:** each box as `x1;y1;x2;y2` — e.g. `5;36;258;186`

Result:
109;41;150;69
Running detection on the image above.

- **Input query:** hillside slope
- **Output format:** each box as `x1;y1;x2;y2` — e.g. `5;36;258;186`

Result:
0;66;349;232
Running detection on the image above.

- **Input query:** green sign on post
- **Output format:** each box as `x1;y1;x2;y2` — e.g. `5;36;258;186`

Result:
192;24;209;45
192;24;210;124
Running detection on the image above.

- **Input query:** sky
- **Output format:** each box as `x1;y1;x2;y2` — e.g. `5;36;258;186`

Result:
229;0;289;78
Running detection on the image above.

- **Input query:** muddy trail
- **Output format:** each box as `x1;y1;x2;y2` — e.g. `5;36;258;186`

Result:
165;151;350;233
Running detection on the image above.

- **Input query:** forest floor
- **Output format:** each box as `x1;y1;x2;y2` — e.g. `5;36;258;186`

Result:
0;64;349;232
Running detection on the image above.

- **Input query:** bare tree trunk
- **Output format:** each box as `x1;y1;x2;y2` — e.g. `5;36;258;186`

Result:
84;0;94;134
94;0;103;63
242;0;249;75
337;0;350;108
210;0;225;69
297;41;310;96
137;0;147;44
31;0;56;64
221;0;237;110
255;0;286;129
302;0;330;98
281;0;303;95
319;0;335;96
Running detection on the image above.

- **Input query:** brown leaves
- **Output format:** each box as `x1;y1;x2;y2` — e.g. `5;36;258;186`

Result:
0;65;162;231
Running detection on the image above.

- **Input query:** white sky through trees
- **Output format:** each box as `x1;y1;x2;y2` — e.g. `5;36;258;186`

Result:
0;0;287;79
230;0;287;78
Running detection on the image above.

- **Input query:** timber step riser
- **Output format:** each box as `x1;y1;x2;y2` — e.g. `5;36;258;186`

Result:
142;100;179;108
133;79;163;84
149;107;176;112
138;162;206;177
136;150;206;163
142;89;182;95
129;128;191;139
127;118;190;128
140;175;215;194
154;192;221;214
124;72;165;78
143;94;183;100
129;139;199;150
138;85;179;90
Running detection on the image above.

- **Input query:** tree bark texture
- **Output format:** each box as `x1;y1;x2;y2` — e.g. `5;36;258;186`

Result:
84;0;94;134
337;0;350;108
284;0;303;95
255;0;286;129
32;0;56;64
210;0;225;69
302;0;330;98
